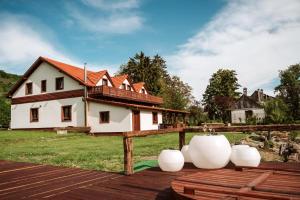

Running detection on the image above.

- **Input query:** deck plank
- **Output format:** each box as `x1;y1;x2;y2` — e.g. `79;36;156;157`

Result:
0;160;299;200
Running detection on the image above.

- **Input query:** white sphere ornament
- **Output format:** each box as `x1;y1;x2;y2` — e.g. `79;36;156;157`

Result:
181;145;192;163
231;147;261;167
189;135;231;169
158;150;184;172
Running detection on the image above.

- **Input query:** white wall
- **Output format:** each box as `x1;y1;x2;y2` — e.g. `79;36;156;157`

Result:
11;97;85;129
13;62;83;98
231;108;265;123
96;74;113;86
88;102;132;133
140;110;162;130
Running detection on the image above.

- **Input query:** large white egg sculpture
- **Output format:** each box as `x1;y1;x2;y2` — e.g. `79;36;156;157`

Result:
181;145;192;163
158;150;184;172
231;147;261;167
189;135;232;169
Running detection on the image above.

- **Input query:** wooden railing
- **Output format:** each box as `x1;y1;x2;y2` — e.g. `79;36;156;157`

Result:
121;124;300;175
88;85;163;105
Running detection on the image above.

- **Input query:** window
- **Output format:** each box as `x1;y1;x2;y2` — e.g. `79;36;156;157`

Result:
127;85;131;91
152;112;158;124
141;88;146;94
102;79;108;86
30;108;39;122
61;105;72;121
56;77;64;90
41;80;47;93
25;83;33;95
99;111;110;123
121;83;126;89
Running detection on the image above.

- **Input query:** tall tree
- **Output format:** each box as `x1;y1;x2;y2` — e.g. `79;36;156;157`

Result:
118;52;168;96
188;100;208;126
162;76;194;110
203;69;240;121
275;64;300;120
118;52;194;110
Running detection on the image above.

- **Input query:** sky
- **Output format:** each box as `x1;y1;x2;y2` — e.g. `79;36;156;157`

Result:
0;0;300;100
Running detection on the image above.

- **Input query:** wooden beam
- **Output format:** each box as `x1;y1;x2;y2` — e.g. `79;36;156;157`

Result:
123;128;183;138
179;131;186;150
184;124;300;133
123;137;133;175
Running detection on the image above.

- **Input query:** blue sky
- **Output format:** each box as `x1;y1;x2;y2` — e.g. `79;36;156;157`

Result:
1;0;299;99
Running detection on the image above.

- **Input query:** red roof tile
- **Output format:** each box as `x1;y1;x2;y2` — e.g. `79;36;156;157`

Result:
132;82;145;92
42;57;107;86
111;74;129;88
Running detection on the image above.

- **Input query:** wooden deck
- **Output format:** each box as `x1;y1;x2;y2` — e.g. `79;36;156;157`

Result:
1;160;299;200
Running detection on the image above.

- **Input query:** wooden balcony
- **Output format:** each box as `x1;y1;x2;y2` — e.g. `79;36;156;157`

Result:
88;85;163;105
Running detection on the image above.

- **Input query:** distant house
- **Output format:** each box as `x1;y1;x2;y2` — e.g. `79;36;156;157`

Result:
229;88;273;124
7;57;187;133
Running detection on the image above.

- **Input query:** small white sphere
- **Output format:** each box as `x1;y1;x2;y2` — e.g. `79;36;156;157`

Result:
189;135;232;169
231;147;261;167
232;144;250;150
181;145;192;163
158;150;184;172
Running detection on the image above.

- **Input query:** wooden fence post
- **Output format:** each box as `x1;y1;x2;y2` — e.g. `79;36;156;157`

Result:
179;131;186;150
123;136;133;175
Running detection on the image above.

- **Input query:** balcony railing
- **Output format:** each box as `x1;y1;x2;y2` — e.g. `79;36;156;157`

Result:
88;85;163;105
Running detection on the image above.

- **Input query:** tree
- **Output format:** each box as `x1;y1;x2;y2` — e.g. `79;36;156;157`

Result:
275;64;300;120
118;52;195;110
188;100;208;126
118;52;169;96
0;98;10;127
264;98;289;124
203;69;240;121
162;76;194;110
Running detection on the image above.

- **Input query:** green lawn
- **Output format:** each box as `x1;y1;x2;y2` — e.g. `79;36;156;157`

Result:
0;130;246;172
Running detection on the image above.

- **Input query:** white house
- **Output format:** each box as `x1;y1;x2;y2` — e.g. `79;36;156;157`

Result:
8;57;187;133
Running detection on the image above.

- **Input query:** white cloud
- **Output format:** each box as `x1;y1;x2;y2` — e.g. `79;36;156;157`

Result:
82;0;138;10
66;0;143;34
0;13;74;73
167;0;300;100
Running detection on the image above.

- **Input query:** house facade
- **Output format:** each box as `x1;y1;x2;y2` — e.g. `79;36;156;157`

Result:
8;57;187;133
230;88;272;124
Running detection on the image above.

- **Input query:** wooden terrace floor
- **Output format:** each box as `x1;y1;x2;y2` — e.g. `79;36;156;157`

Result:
0;160;299;200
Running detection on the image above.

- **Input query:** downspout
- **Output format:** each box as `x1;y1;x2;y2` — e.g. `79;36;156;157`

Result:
84;63;88;127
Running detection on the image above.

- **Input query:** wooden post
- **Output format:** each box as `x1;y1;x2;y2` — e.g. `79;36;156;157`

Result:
123;136;133;175
179;131;186;150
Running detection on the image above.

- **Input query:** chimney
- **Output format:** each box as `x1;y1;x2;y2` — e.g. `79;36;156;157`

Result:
243;87;247;96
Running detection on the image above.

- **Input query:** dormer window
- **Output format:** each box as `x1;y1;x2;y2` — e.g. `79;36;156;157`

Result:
102;79;108;86
127;85;131;91
121;83;126;89
141;88;146;94
25;83;33;95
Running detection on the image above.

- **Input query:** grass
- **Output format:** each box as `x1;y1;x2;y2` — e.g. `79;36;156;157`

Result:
0;130;246;172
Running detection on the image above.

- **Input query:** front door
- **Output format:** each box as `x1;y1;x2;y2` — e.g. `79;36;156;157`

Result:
132;110;140;131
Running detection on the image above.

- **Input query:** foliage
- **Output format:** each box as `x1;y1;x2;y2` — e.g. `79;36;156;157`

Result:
275;64;300;120
118;52;194;110
118;52;169;96
0;70;20;127
203;69;240;122
188;100;208;125
0;131;247;172
264;98;289;124
246;116;258;125
162;76;194;110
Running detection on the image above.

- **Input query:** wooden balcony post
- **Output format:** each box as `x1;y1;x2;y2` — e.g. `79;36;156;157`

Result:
179;131;186;150
123;136;133;175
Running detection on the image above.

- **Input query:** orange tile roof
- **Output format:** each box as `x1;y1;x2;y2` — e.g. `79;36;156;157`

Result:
132;82;145;92
111;74;129;88
41;57;107;86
